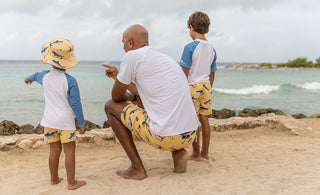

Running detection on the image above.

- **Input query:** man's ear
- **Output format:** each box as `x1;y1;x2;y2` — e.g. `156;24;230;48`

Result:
129;38;134;48
189;25;195;31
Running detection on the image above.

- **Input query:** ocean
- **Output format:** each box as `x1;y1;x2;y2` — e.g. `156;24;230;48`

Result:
1;60;320;127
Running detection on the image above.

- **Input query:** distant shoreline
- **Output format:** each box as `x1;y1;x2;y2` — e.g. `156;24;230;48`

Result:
225;63;320;70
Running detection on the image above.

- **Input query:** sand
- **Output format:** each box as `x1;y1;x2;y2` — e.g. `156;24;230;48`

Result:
1;118;320;194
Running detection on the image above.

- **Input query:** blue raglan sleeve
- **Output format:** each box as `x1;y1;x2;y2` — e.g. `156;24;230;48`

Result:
65;74;85;128
180;44;193;69
26;70;50;85
211;48;217;72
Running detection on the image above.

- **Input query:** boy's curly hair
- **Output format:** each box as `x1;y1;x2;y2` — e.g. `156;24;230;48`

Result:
187;11;211;34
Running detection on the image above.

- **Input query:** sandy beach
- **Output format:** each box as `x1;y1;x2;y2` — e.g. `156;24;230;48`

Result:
1;118;320;194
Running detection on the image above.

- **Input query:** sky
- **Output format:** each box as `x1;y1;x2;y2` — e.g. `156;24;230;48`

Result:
0;0;319;63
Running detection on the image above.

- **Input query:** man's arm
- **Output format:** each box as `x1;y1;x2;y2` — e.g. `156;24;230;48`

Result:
112;79;136;102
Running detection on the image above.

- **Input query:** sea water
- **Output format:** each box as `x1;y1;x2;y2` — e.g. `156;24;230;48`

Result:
1;60;320;126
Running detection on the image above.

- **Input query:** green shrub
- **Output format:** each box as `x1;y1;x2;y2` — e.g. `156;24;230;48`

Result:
259;63;272;68
276;57;315;68
315;57;320;68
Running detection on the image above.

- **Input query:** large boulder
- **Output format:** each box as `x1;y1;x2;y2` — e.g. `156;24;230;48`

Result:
35;124;44;134
0;120;20;135
18;124;35;134
211;109;235;119
237;109;259;117
257;108;286;116
75;119;101;130
103;120;111;128
292;113;307;119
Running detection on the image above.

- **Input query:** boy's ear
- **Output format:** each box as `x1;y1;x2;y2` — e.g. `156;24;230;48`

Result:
189;25;195;31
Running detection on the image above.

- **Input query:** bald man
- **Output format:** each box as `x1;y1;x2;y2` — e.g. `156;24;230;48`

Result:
104;24;198;180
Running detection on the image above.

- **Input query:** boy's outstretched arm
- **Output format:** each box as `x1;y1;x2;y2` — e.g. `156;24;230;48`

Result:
25;70;50;85
25;78;33;84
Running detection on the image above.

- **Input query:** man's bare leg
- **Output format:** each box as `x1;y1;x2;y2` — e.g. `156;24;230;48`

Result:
49;141;63;185
172;149;189;173
105;100;147;180
63;141;86;190
199;114;211;160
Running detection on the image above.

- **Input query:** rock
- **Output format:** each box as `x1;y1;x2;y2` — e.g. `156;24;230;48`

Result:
0;120;20;135
75;119;101;131
310;114;320;118
257;108;287;116
237;109;259;117
90;129;115;140
274;109;286;116
35;124;44;134
18;124;35;134
76;134;95;143
18;139;34;149
103;120;111;128
33;140;46;149
0;137;19;145
211;109;235;119
292;113;307;119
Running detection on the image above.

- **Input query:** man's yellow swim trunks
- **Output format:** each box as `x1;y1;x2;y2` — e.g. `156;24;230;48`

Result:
121;104;196;151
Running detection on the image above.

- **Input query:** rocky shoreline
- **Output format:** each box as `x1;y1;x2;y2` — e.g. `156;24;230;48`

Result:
1;108;320;151
1;112;319;151
1;108;319;136
225;63;320;70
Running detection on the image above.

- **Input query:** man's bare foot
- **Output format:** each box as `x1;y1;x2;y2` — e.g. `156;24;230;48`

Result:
189;153;201;162
172;149;189;173
116;166;147;180
51;178;63;185
68;180;86;190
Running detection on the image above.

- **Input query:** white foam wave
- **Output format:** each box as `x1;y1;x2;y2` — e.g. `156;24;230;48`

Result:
300;82;320;90
215;85;280;95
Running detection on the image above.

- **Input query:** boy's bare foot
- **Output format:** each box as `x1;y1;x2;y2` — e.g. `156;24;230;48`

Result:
68;180;86;190
51;178;63;185
172;149;189;173
200;152;209;160
189;153;201;162
116;166;147;180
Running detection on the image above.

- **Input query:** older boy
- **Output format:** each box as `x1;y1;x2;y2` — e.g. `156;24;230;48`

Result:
25;38;86;190
180;11;217;161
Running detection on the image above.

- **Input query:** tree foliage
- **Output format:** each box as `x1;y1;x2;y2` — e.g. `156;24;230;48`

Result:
276;57;319;68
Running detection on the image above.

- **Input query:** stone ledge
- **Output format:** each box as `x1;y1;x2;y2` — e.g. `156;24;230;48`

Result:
0;128;115;150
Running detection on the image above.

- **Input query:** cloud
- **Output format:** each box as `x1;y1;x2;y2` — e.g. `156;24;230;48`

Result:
0;0;319;62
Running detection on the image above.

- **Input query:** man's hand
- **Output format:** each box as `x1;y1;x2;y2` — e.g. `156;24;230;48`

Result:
24;78;32;84
79;127;86;134
132;95;144;109
103;64;119;80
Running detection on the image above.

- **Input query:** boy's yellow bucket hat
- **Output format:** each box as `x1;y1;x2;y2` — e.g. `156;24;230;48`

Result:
41;38;79;69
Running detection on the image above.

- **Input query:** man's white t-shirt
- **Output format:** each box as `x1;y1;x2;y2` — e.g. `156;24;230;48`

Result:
117;46;199;136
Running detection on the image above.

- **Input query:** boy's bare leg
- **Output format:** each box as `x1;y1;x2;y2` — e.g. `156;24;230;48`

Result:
49;141;63;185
105;100;147;180
199;114;211;160
172;149;189;173
63;141;86;190
189;126;201;161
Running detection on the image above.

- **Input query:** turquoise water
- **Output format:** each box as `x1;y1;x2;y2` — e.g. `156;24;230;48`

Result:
1;60;320;126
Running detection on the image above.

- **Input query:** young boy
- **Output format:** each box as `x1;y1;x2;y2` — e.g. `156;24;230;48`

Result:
180;11;217;161
25;38;86;190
